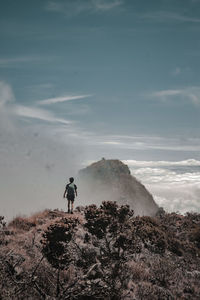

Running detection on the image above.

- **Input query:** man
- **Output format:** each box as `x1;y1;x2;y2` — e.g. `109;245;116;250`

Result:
63;177;77;214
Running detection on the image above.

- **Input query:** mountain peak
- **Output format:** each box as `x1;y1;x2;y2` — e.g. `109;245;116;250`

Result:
78;158;159;216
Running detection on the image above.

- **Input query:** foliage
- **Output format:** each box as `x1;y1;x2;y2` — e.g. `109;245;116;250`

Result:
9;216;36;231
1;204;200;299
0;216;6;245
41;217;79;269
190;226;200;248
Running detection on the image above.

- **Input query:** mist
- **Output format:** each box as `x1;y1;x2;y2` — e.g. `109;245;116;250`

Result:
0;121;86;220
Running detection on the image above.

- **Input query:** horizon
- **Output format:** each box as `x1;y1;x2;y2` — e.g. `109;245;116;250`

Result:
0;0;200;220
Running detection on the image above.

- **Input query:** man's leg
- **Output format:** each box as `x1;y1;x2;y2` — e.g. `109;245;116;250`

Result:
67;199;70;213
71;201;74;214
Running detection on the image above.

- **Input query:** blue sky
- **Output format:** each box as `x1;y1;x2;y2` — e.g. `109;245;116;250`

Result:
1;0;200;218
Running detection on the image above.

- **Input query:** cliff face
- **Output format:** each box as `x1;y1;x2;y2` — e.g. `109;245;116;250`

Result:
78;158;159;216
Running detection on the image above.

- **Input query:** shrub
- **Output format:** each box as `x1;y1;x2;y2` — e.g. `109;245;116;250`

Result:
167;237;183;256
136;282;174;300
131;216;167;254
41;218;78;269
0;216;6;245
83;201;140;299
190;226;200;249
9;216;36;231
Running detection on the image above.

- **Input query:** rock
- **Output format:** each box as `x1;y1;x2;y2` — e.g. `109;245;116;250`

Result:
78;159;158;216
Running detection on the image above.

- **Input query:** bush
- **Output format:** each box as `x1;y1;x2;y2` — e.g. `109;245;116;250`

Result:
190;226;200;248
0;216;6;245
9;216;36;231
41;218;78;269
136;282;174;300
131;216;167;254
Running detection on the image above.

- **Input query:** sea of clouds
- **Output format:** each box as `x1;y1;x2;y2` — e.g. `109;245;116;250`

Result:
124;159;200;214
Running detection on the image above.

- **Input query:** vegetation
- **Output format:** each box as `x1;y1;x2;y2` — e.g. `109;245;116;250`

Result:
0;203;200;299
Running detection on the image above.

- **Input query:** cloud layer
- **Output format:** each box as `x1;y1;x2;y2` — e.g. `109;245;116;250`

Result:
123;159;200;167
126;160;200;214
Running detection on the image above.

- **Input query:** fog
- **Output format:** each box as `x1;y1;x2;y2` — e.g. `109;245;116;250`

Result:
0;121;86;220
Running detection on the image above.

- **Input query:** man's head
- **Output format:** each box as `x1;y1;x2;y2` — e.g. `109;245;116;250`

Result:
69;177;74;183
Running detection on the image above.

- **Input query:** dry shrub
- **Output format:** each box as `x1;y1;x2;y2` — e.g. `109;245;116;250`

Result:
127;260;150;282
132;216;167;254
8;216;36;231
136;282;174;300
190;225;200;248
28;209;67;226
150;257;176;288
167;237;183;256
0;216;6;245
1;204;200;299
41;217;79;269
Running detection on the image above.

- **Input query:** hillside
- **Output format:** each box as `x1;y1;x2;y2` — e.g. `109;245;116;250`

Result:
78;158;159;216
1;204;200;299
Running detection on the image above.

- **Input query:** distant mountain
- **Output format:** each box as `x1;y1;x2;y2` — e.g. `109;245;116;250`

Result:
78;158;159;216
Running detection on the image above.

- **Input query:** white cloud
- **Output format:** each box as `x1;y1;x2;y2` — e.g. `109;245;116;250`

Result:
123;159;200;167
141;11;200;23
14;105;71;124
92;0;123;11
0;81;15;110
101;141;122;145
37;94;91;105
0;56;41;66
0;81;86;126
172;67;181;76
150;86;200;105
46;0;123;16
96;135;200;152
151;89;182;100
127;162;200;213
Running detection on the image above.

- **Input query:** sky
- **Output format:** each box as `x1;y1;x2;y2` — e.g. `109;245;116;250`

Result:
0;0;200;219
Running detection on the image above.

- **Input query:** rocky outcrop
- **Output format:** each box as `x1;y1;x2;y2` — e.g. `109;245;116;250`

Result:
78;158;159;216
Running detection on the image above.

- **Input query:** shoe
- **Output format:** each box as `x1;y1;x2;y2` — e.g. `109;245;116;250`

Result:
71;211;73;214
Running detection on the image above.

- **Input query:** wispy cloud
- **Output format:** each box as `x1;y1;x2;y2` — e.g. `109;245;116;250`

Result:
0;80;73;125
0;56;42;66
46;0;123;16
141;11;200;23
80;134;200;152
93;0;123;11
150;86;200;105
37;94;92;105
14;105;71;124
123;159;200;168
152;89;182;98
0;81;15;110
172;67;181;76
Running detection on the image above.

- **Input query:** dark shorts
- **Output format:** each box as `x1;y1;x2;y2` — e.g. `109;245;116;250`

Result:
67;195;75;202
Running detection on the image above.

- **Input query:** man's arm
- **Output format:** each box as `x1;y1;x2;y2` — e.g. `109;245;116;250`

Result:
63;185;68;198
75;185;78;197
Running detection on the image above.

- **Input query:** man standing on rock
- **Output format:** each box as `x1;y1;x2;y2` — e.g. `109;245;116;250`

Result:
63;177;77;214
